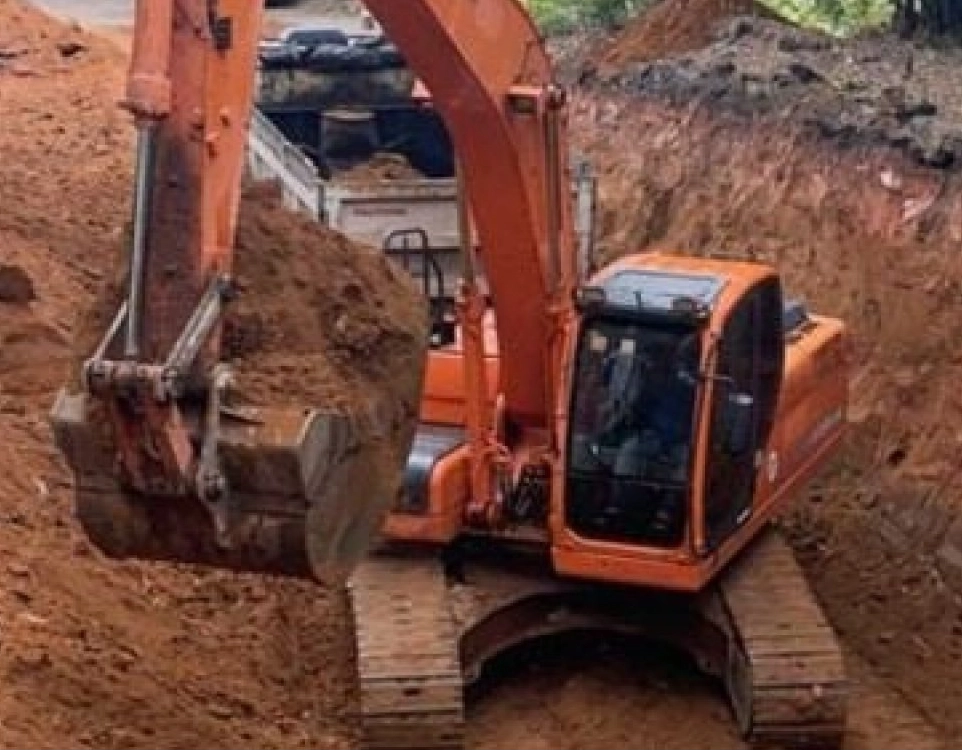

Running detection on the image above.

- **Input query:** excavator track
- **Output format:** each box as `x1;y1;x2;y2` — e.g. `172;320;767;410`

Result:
717;529;848;747
349;556;465;749
349;529;847;749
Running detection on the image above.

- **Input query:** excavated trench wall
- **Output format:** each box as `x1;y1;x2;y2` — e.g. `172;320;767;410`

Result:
568;12;962;729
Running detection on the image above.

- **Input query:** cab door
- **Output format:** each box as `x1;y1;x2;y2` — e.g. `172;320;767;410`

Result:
703;278;783;550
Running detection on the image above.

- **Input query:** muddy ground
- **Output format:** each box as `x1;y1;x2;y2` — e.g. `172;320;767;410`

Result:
1;0;962;747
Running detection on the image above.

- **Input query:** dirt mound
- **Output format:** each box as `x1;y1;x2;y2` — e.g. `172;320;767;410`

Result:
76;180;427;420
0;0;130;418
600;0;762;68
598;16;962;170
227;182;425;407
226;183;427;576
336;152;425;184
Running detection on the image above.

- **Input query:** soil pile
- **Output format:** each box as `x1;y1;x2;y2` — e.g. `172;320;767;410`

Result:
336;151;425;184
572;0;962;740
0;0;422;746
0;0;131;409
226;182;425;411
599;0;763;69
227;184;427;578
600;15;962;169
75;179;427;466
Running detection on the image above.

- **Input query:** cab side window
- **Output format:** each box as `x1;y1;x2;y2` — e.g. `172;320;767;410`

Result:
704;277;784;549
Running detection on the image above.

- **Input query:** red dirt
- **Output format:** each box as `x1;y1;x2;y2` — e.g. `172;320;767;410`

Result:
228;185;426;413
0;0;420;746
600;0;763;68
76;180;427;425
337;152;425;184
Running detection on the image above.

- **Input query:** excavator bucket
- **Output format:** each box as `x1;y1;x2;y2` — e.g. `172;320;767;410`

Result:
51;389;404;581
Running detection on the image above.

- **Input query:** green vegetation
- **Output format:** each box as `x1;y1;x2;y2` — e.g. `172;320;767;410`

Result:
528;0;961;38
527;0;892;36
759;0;893;36
527;0;651;33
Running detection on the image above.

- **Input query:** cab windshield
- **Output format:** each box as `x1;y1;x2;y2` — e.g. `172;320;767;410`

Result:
566;317;701;546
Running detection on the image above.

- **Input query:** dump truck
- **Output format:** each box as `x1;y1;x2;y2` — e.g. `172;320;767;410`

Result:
248;28;598;305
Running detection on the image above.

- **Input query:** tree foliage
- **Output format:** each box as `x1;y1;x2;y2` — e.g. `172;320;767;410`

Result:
527;0;651;33
757;0;892;35
527;0;891;34
527;0;962;40
760;0;962;36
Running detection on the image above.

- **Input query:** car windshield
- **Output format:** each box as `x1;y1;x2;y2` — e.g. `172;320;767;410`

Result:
569;317;701;486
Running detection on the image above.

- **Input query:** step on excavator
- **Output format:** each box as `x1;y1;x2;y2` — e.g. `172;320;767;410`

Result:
51;0;850;747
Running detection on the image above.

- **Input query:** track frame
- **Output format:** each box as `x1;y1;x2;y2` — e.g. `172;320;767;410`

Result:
349;528;847;748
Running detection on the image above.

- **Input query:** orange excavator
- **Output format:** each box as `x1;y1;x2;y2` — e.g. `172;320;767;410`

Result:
52;0;850;747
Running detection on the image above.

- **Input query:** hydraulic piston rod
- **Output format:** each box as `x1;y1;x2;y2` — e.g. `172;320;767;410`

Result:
124;126;157;359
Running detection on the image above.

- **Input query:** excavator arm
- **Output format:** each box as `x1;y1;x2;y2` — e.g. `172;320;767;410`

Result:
53;0;577;578
86;0;266;503
122;0;263;359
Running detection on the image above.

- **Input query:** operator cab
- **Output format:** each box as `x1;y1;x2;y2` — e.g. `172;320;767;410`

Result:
568;314;701;547
566;264;785;555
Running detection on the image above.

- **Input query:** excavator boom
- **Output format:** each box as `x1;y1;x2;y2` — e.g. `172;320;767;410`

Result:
363;0;576;430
